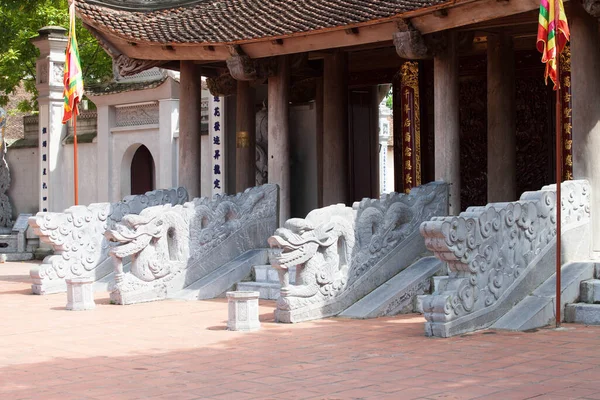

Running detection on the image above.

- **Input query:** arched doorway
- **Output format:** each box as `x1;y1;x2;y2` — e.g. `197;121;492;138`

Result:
130;145;155;195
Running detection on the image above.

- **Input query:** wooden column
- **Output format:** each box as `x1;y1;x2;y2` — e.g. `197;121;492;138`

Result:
434;31;460;214
316;77;324;207
487;33;516;202
571;2;600;252
323;51;349;206
268;55;290;224
235;80;256;192
178;61;202;198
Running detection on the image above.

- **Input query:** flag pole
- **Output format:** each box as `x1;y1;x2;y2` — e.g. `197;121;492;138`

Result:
73;115;79;205
554;0;563;328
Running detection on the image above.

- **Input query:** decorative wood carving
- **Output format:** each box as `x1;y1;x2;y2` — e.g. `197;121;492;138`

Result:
393;20;432;59
459;76;488;209
583;0;600;18
226;45;277;82
515;73;552;197
206;73;237;97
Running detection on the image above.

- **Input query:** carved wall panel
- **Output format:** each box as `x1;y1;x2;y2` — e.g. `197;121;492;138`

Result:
115;102;160;127
459;76;488;209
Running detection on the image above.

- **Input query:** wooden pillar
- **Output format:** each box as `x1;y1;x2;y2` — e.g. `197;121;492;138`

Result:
316;77;324;207
268;55;290;224
487;33;516;202
571;2;600;253
178;61;202;198
235;80;256;192
434;31;460;214
323;51;349;206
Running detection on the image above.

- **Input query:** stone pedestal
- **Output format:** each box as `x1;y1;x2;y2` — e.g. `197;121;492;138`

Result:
66;277;95;311
226;291;260;331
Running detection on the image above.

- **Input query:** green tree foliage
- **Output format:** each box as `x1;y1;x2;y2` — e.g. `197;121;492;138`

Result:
0;0;112;111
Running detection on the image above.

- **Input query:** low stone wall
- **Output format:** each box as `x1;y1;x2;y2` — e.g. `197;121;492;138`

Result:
420;180;591;337
106;184;279;305
268;182;449;323
28;187;188;294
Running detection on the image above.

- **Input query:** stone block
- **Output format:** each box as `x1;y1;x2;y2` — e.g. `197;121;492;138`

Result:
580;279;600;303
66;277;95;311
565;303;600;324
227;291;260;331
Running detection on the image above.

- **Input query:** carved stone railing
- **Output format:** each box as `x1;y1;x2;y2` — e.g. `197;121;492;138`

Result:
28;187;188;294
106;184;279;305
268;182;448;323
420;180;591;337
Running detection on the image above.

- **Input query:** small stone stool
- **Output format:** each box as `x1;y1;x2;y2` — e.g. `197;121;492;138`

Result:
226;291;260;331
66;277;95;311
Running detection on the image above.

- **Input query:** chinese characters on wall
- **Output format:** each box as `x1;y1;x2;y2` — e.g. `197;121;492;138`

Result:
209;96;225;195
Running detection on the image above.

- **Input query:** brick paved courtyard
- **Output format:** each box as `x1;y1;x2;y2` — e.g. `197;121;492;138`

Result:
2;261;600;400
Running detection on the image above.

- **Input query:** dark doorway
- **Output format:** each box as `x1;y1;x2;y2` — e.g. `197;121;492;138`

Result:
349;86;379;202
130;145;155;195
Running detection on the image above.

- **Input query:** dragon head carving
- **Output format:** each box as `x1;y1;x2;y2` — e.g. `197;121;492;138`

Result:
105;205;190;283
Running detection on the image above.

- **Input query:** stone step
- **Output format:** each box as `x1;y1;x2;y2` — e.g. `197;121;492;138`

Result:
253;265;296;284
580;279;600;304
173;249;268;300
339;257;443;319
565;303;600;324
491;261;595;331
237;281;281;300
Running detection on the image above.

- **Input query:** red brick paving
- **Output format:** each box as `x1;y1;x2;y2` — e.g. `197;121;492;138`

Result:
2;261;600;399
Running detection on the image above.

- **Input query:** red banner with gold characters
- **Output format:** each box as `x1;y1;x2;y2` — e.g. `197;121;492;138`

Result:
400;62;421;194
560;45;572;181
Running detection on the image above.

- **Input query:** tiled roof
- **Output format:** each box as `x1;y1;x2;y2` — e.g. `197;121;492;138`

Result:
86;75;168;95
77;0;449;45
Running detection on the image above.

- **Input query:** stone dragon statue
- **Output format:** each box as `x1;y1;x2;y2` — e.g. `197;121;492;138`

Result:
269;182;448;323
28;187;188;294
105;184;279;304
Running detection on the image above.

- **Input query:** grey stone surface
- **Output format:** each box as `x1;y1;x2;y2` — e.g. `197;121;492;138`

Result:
579;279;600;303
175;249;268;300
340;257;442;319
421;180;592;337
28;187;188;295
492;261;595;331
565;303;600;324
227;291;261;331
66;277;95;311
268;182;448;323
237;281;281;300
106;184;279;305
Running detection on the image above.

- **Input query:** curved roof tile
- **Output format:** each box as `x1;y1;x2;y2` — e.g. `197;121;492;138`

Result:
77;0;449;45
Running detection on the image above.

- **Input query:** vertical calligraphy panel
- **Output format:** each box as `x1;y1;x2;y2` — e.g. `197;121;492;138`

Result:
561;45;573;181
400;61;421;193
209;96;225;196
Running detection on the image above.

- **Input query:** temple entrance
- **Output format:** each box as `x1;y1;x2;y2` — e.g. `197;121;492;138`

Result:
130;145;155;195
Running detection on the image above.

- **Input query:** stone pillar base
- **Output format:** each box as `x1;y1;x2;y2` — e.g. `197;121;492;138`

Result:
226;291;260;331
66;277;95;311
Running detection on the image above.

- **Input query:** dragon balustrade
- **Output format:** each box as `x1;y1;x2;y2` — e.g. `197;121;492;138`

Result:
268;182;448;323
28;187;188;294
105;184;279;305
420;180;591;337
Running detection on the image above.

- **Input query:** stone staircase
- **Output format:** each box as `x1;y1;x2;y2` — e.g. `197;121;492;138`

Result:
237;265;296;300
493;261;596;331
565;263;600;324
339;256;443;318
